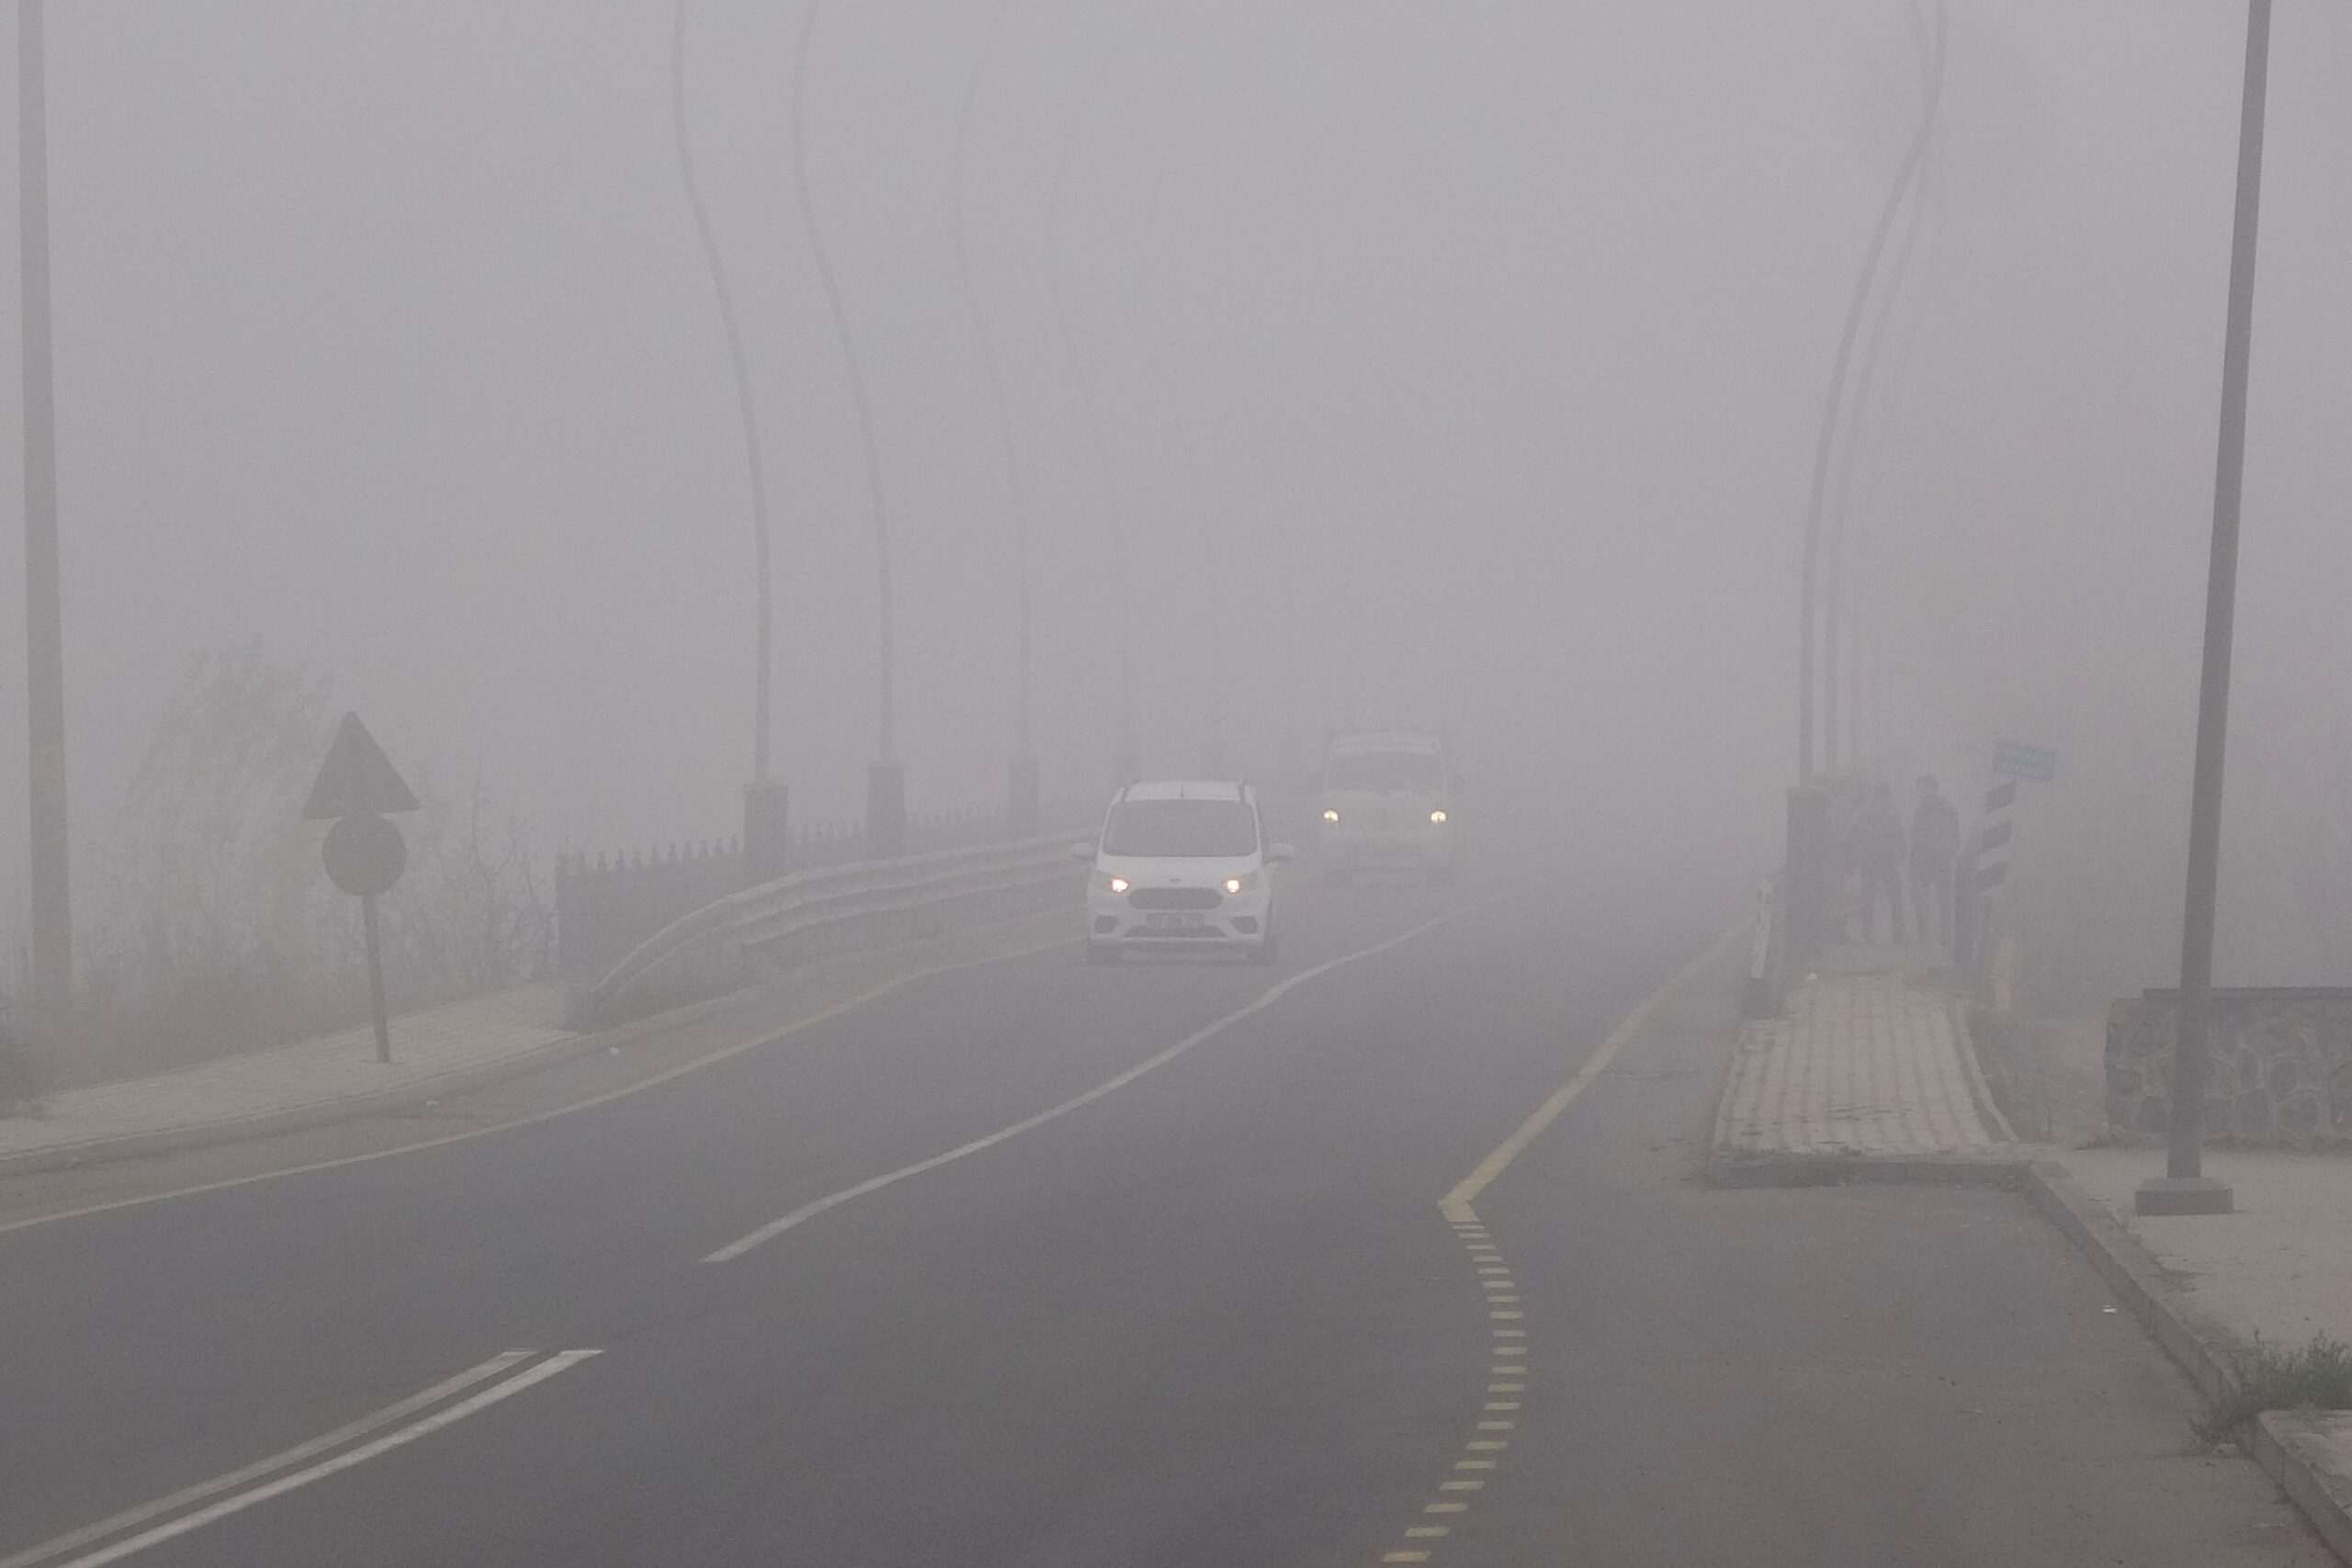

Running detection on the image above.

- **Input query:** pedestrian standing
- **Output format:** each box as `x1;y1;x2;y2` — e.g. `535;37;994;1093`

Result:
1910;774;1962;946
1851;783;1906;943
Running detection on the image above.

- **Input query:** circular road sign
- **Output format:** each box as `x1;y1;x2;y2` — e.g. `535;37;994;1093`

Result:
322;812;407;897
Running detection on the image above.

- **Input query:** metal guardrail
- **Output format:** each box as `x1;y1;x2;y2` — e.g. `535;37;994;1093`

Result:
580;835;1085;1028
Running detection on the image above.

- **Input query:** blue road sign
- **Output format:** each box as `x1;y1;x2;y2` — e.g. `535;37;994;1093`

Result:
1990;739;2058;784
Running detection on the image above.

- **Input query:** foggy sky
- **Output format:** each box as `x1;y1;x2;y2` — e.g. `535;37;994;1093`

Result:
2;3;2348;997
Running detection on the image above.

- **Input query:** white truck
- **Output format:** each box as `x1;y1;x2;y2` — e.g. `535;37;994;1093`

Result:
1314;731;1459;884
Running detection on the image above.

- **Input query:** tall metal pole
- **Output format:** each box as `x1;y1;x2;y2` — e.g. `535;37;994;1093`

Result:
670;0;773;788
792;2;903;858
1828;9;1937;775
1049;4;1154;787
2138;0;2269;1217
1135;2;1290;780
20;0;70;1024
673;0;790;882
1798;0;1943;783
951;0;1038;836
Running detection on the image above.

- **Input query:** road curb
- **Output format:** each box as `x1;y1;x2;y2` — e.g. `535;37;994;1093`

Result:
0;998;722;1183
0;913;1076;1186
1702;1140;2352;1562
2014;1159;2240;1407
2256;1414;2352;1565
1702;1149;2026;1190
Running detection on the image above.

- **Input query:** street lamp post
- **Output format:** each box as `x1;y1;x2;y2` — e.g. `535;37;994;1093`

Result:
20;0;70;1035
1049;8;1154;792
669;0;787;884
952;0;1040;840
793;3;904;862
1798;2;1944;783
2136;0;2271;1219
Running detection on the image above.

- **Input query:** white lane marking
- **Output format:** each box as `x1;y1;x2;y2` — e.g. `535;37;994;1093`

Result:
704;903;1485;1262
32;1351;601;1568
0;1352;537;1568
1440;919;1744;1222
0;932;1083;1244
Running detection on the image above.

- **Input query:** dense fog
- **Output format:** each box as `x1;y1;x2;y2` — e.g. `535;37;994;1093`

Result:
2;2;2348;1011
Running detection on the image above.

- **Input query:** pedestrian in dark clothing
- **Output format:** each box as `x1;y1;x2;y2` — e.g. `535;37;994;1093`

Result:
1910;774;1962;946
1851;783;1906;943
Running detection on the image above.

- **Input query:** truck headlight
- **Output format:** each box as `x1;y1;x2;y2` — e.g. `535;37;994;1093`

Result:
1321;807;1340;823
1430;808;1449;824
1107;875;1130;894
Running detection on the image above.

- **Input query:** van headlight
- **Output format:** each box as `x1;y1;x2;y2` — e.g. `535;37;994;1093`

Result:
1106;875;1130;894
1223;873;1260;895
1321;807;1340;823
1430;808;1449;824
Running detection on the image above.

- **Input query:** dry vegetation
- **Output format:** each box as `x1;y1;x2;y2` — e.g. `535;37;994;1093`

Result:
12;644;553;1092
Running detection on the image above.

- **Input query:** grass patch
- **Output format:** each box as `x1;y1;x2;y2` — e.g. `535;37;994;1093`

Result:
2201;1334;2352;1438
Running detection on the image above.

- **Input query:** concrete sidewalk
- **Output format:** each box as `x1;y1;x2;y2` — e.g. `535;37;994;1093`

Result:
1713;943;2011;1160
1706;942;2352;1559
0;984;577;1173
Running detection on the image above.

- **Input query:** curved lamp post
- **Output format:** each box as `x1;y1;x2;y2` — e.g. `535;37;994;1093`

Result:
670;0;787;880
1825;2;1940;773
1048;5;1157;789
951;0;1040;836
792;2;904;859
1798;0;1943;783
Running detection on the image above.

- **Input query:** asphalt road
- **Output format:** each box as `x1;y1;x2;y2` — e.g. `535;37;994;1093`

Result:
0;853;2324;1566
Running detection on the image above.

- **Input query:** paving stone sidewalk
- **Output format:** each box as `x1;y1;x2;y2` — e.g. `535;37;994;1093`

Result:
0;984;572;1167
1709;946;2352;1555
1713;945;2012;1158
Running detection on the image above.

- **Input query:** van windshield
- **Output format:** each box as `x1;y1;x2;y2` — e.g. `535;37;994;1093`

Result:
1325;750;1444;793
1102;800;1259;857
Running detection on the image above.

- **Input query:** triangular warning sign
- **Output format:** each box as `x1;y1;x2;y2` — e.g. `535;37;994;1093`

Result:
302;713;420;820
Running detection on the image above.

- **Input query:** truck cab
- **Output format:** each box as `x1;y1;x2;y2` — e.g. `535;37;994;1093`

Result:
1314;732;1458;884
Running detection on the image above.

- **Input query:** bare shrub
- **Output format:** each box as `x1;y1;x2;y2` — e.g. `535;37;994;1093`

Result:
74;644;554;1085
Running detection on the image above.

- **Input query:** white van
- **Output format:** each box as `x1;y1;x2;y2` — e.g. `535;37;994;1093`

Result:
1079;780;1293;965
1315;732;1458;884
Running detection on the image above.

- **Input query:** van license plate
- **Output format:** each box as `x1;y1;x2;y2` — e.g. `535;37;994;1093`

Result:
1145;911;1205;928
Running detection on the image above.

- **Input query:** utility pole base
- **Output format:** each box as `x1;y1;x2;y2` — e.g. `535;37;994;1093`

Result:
2133;1176;2234;1216
1006;753;1039;840
742;780;790;886
865;761;908;863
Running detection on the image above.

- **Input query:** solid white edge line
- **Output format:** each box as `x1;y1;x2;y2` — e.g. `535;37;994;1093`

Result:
44;1351;603;1568
702;901;1490;1262
0;1350;537;1568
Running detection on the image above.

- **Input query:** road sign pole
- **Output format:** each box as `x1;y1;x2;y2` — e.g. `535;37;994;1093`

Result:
307;716;417;1066
361;892;390;1065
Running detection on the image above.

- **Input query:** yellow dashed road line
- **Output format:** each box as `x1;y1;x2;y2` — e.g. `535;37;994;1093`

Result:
1370;1219;1532;1560
1369;931;1736;1560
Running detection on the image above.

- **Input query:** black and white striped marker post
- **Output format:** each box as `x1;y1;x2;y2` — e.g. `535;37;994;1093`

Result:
1956;741;2054;969
1954;776;2013;971
1977;777;2017;896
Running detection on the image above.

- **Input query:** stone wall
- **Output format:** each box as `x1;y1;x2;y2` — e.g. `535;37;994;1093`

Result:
2108;988;2352;1148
